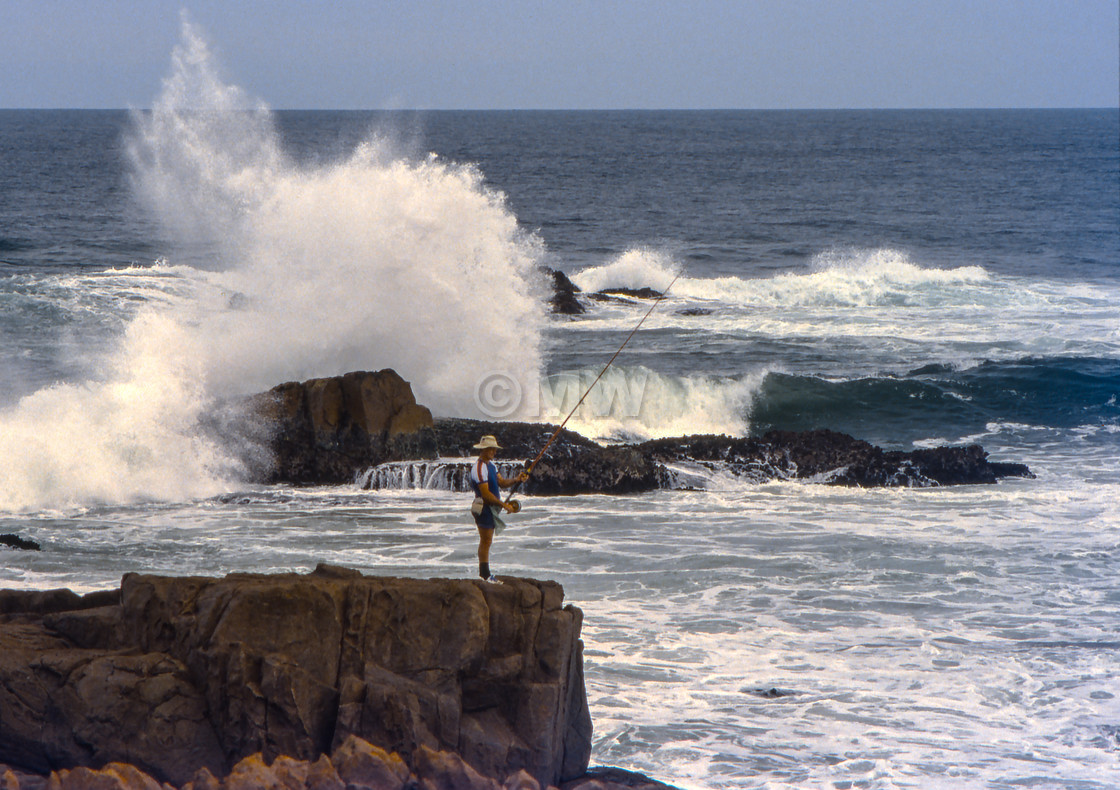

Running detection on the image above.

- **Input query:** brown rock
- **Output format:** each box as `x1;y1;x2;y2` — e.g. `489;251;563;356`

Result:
180;767;221;790
414;746;501;790
223;754;287;790
0;587;116;617
503;769;541;790
1;764;47;790
389;403;436;439
222;368;1031;492
304;755;347;790
0;623;222;785
307;378;345;434
45;763;163;790
268;755;319;790
0;570;590;789
331;736;409;790
121;572;346;764
256;370;438;484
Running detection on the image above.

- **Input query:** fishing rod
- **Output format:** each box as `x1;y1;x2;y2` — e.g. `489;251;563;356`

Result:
504;271;682;508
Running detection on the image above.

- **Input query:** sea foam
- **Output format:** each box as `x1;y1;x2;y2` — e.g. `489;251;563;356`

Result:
542;365;758;442
570;247;679;294
127;16;547;411
0;17;548;512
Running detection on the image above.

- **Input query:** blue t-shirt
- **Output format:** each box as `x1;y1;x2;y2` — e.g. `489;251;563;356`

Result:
470;459;500;527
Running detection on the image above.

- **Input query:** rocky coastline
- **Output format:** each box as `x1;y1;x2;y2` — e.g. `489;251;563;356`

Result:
219;370;1031;491
1;363;1033;788
430;419;1033;492
0;568;676;790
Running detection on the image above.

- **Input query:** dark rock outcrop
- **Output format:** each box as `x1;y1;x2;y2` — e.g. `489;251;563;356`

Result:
642;429;1034;488
0;534;40;551
0;568;591;789
218;370;438;485
433;419;660;495
543;268;585;315
540;267;666;313
215;370;1031;492
589;287;663;300
427;419;1032;494
562;768;682;790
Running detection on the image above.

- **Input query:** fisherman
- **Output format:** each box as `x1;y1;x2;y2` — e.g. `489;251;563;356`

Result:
469;435;528;583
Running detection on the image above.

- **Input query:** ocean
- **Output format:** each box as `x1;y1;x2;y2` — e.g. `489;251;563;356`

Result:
1;25;1119;790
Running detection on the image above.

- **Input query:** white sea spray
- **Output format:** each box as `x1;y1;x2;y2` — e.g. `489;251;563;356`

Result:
0;17;548;512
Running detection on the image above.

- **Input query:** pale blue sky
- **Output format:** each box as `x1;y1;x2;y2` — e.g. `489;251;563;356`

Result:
3;0;1118;109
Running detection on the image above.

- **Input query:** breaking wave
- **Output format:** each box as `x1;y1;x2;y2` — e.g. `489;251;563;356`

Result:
0;17;547;511
538;365;758;442
574;247;996;308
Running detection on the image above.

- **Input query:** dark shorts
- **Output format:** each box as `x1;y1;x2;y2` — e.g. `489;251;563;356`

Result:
472;506;496;530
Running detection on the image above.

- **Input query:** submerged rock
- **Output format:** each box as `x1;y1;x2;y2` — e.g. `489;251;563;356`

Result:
591;287;663;300
744;687;799;699
0;567;591;788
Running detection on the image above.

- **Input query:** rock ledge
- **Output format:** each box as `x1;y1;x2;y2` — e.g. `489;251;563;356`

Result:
0;567;593;789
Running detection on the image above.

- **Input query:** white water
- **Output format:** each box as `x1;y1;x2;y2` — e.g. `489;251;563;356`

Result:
538;366;758;442
1;21;1117;790
0;18;549;512
3;466;1118;789
566;247;1120;382
357;458;528;492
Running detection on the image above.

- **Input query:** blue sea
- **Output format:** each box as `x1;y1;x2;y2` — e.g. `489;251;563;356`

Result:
1;24;1118;790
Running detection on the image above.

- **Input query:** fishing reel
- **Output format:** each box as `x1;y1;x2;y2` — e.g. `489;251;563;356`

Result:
504;461;531;514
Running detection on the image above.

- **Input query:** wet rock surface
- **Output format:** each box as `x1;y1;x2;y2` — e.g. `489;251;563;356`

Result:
543;267;585;315
433;419;1033;493
541;268;664;314
433;419;661;495
223;370;1031;492
642;429;1035;488
587;287;663;300
0;567;592;789
210;369;438;485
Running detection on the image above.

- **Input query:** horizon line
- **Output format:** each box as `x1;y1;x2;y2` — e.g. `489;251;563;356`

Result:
1;105;1117;113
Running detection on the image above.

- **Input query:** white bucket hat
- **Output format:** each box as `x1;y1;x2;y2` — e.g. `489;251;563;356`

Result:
473;435;503;450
